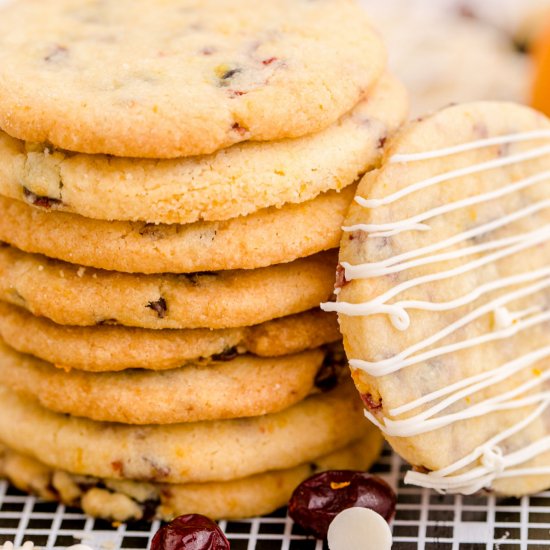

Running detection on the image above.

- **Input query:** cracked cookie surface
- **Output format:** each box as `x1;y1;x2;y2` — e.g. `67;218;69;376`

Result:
0;0;385;158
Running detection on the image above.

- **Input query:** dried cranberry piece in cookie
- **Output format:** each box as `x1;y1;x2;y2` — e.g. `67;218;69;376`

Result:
360;393;383;412
334;264;349;290
212;346;239;362
23;187;62;209
146;297;167;319
151;514;229;550
288;471;396;539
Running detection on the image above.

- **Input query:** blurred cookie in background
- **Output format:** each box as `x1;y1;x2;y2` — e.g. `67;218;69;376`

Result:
360;0;550;116
451;0;550;46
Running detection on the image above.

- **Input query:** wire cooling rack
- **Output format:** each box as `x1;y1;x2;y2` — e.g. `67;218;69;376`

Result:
1;446;549;550
0;0;546;547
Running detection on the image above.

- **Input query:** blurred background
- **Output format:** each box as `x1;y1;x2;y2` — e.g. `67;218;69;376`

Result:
359;0;550;117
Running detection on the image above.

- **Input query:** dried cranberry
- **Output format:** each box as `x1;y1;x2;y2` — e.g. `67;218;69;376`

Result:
146;297;167;318
288;471;396;539
377;135;387;149
23;187;62;209
151;514;229;550
314;348;346;392
212;346;239;362
360;392;383;412
314;359;340;392
334;264;349;290
231;122;247;136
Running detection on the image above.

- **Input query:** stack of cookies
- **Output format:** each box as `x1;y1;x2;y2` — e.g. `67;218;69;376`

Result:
0;0;407;522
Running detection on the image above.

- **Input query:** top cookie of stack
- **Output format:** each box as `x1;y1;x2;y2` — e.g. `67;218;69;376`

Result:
0;0;404;522
0;0;385;159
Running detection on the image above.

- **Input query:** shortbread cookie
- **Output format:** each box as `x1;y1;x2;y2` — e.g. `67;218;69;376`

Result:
0;434;382;521
0;380;365;483
324;102;550;496
0;341;350;423
0;187;354;273
0;303;340;372
0;0;385;158
0;246;336;329
0;75;406;224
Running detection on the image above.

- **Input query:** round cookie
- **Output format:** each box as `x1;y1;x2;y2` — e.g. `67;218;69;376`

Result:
0;245;337;329
0;380;365;484
0;434;382;521
0;341;350;424
323;102;550;496
0;0;385;158
0;187;354;274
0;75;406;224
0;303;340;372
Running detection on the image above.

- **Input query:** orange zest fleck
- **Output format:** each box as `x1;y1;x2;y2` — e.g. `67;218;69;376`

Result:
330;481;352;490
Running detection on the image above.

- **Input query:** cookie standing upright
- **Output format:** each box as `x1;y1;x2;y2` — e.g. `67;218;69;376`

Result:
0;0;385;158
325;102;550;496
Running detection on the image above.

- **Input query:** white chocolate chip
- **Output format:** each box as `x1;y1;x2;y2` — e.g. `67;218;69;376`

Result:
493;306;513;329
327;507;392;550
0;543;35;550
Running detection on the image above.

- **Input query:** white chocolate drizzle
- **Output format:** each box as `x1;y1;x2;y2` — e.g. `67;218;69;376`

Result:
357;143;550;208
347;171;550;238
343;199;550;279
321;127;550;494
390;129;550;163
